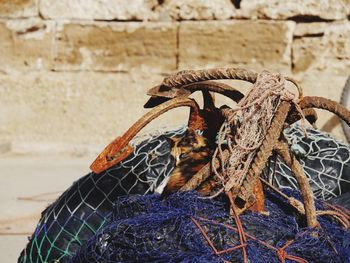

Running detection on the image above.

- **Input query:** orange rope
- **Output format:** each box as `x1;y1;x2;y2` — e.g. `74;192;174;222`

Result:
227;191;248;263
191;217;246;257
197;217;308;263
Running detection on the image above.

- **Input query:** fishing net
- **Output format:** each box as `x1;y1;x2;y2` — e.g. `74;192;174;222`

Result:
213;71;297;194
19;125;350;262
71;190;350;263
265;126;350;201
18;128;185;263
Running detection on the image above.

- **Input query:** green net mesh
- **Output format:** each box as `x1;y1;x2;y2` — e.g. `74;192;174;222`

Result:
19;128;185;262
18;125;350;262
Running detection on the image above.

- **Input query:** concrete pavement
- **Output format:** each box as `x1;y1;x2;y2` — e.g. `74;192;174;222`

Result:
0;154;92;262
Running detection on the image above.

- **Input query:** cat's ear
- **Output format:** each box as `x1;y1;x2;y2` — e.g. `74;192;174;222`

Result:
185;128;197;140
178;128;196;146
166;136;181;148
166;137;176;147
184;128;204;147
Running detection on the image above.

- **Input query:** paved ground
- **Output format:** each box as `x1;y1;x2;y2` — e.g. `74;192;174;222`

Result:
0;154;92;262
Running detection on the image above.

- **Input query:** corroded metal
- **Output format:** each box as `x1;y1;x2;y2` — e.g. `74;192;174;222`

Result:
274;142;319;228
300;96;350;126
235;101;291;214
144;80;244;109
91;67;350;229
162;68;258;88
91;97;204;174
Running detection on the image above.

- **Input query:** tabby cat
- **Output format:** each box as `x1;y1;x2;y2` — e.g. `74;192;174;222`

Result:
161;129;216;196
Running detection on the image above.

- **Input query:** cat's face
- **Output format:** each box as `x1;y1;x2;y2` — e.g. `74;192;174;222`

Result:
169;129;210;166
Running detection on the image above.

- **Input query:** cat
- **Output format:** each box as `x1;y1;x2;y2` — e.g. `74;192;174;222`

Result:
161;128;215;196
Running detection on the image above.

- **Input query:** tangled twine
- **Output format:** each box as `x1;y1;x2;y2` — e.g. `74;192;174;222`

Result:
213;71;302;194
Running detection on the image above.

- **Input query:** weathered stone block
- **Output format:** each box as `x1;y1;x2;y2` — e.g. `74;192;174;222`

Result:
294;22;328;37
297;70;348;143
0;0;37;18
1;69;347;154
293;22;350;74
179;21;295;70
0;71;190;154
39;0;159;20
293;37;324;73
158;0;236;20
0;19;54;73
54;22;177;72
240;0;349;20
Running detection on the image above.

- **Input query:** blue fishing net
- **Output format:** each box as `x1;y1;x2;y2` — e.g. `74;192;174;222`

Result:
71;190;350;263
18;125;350;262
18;128;184;262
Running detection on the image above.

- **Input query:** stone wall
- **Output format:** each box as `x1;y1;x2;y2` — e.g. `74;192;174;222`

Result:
1;0;349;156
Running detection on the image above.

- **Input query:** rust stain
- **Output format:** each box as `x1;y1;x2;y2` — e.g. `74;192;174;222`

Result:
90;136;133;174
249;180;265;213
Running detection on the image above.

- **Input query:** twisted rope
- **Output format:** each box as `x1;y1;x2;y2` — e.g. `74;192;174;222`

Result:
213;71;297;193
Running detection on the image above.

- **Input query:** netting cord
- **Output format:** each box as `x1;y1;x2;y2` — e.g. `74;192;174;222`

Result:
227;191;248;263
324;202;350;219
262;178;349;229
316;210;349;229
261;178;305;214
191;190;250;262
191;217;246;256
212;72;301;206
196;217;308;263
